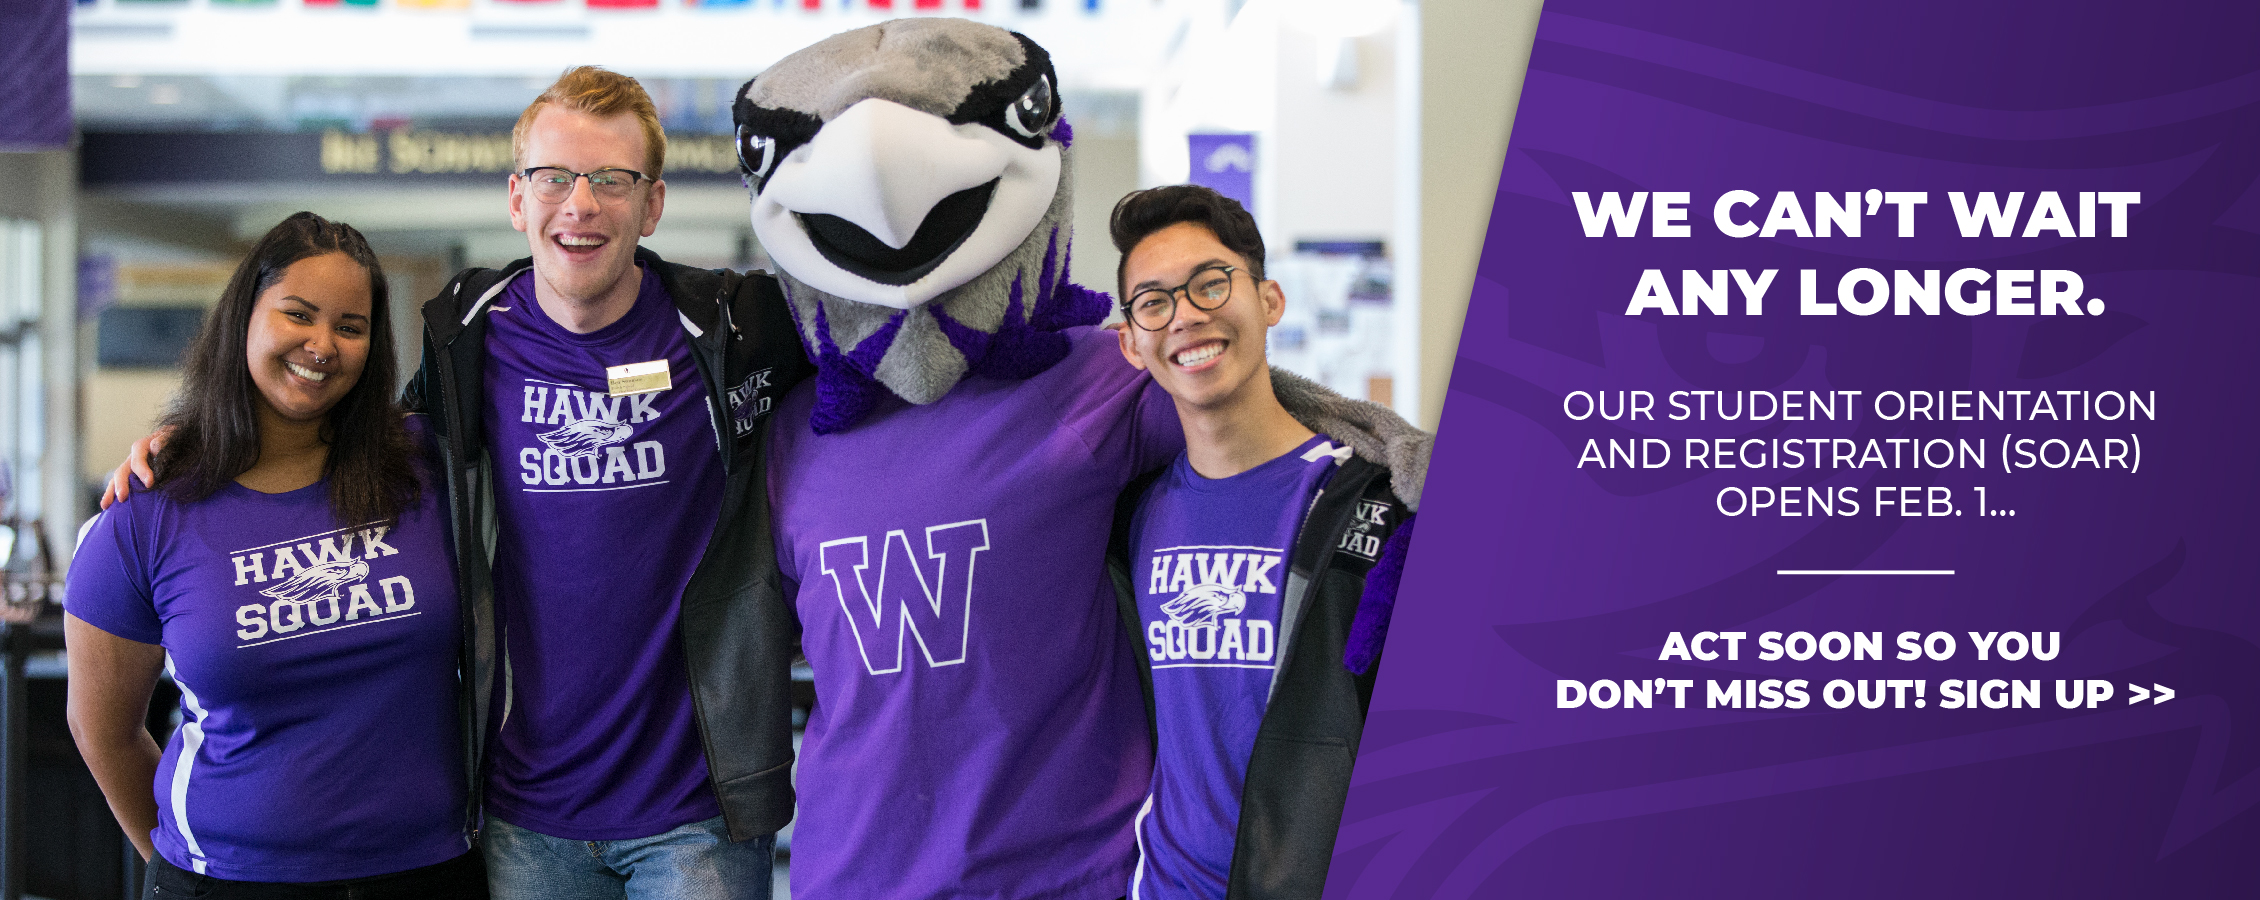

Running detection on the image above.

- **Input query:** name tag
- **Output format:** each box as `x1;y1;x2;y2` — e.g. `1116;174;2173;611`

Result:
606;360;671;397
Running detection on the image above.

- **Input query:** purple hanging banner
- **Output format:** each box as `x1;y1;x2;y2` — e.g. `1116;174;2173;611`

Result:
1187;132;1256;212
1334;2;2260;897
0;0;71;150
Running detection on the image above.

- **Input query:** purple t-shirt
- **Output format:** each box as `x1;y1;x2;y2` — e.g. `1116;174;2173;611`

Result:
1125;435;1341;900
769;328;1183;900
480;267;722;839
66;456;464;882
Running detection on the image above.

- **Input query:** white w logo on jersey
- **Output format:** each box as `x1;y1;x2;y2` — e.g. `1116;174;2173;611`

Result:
818;519;992;675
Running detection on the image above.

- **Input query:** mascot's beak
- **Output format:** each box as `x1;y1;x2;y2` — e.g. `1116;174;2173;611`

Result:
767;99;1002;251
752;98;1063;311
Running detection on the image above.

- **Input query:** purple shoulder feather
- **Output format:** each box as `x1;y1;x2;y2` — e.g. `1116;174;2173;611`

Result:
1344;514;1415;676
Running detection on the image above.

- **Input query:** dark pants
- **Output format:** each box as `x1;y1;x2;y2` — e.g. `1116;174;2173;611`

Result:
144;849;487;900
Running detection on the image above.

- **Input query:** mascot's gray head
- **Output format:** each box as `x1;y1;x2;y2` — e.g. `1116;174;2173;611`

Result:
734;18;1110;432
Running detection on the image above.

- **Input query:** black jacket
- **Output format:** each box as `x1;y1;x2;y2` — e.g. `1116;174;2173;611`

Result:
1108;454;1410;900
401;248;814;842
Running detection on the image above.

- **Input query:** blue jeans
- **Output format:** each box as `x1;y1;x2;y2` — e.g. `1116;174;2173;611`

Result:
482;815;773;900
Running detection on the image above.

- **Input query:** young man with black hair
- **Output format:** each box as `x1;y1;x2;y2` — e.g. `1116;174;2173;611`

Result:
1109;185;1421;900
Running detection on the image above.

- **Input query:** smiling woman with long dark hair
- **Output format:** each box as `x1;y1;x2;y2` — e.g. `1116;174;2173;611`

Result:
63;212;483;900
147;214;417;527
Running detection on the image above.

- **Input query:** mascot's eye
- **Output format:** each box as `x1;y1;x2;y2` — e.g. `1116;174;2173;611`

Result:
737;125;778;185
1004;75;1056;140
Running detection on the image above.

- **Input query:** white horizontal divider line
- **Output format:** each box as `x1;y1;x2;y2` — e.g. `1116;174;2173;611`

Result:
1777;569;1955;575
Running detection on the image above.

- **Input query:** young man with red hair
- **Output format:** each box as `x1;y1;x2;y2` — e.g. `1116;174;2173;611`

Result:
407;67;810;900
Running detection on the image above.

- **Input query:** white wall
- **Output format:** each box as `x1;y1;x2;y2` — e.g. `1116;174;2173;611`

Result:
1409;0;1541;432
1267;20;1398;248
1067;132;1142;294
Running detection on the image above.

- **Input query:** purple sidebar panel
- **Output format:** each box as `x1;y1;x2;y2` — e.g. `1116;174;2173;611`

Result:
1334;3;2260;898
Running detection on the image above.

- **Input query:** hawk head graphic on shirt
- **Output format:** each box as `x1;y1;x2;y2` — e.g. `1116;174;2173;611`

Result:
538;418;635;459
1161;583;1248;629
258;559;370;608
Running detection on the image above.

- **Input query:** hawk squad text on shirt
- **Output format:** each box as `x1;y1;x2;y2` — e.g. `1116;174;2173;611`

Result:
1127;434;1340;900
478;267;723;839
66;440;465;882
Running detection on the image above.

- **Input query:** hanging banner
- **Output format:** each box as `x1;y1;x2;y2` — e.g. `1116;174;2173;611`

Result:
1186;132;1256;214
0;0;70;150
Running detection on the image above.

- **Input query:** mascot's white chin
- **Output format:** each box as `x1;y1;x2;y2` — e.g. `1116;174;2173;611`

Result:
734;19;1108;432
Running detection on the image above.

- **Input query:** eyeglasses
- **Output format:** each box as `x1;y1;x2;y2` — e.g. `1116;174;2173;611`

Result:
518;166;651;204
1124;265;1241;331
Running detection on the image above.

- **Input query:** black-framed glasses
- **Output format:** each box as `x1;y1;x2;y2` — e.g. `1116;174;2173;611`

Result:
518;166;651;204
1124;265;1240;331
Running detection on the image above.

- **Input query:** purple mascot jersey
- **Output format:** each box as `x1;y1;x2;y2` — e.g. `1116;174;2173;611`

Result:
66;454;465;882
770;329;1184;900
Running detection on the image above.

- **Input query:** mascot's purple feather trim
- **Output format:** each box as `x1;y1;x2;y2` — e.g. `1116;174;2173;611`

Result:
929;304;993;370
1032;232;1112;331
1344;514;1415;675
932;225;1111;383
1049;118;1074;148
803;282;904;434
